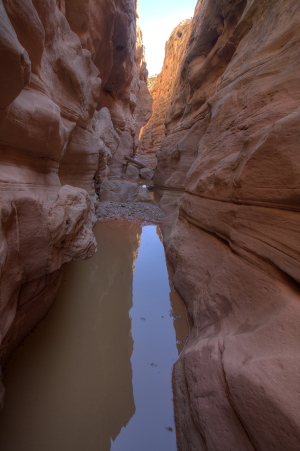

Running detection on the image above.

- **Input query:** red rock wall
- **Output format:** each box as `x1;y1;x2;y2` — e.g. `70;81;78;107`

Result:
138;20;192;158
62;0;152;175
0;0;149;405
155;0;300;449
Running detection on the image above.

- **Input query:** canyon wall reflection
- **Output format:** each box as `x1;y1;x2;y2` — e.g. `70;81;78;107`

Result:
0;220;140;451
0;221;189;451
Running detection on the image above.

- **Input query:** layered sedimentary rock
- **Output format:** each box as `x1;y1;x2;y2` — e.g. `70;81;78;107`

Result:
62;0;152;175
154;0;300;449
0;0;100;371
0;0;148;406
139;20;191;157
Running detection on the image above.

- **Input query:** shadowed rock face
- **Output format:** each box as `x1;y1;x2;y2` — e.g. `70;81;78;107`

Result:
0;0;149;405
62;0;152;175
139;20;192;158
2;0;300;448
154;0;300;449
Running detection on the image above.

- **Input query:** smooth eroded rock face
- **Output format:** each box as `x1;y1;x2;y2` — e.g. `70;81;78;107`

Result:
0;0;149;406
138;20;192;158
154;0;300;449
0;0;102;389
62;0;152;175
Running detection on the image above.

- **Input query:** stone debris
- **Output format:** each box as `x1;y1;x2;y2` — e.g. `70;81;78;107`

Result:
96;200;165;225
123;156;155;180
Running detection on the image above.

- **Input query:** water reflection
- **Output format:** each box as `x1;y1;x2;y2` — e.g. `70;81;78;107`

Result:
111;225;189;451
0;221;189;451
0;221;141;451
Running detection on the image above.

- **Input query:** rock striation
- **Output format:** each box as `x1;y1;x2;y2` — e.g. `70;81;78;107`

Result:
138;20;192;158
154;0;300;449
61;0;152;175
0;0;149;406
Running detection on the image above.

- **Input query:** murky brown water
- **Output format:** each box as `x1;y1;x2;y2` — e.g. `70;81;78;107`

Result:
0;220;189;451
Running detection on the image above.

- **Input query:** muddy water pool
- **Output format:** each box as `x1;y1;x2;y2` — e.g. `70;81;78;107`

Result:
0;220;189;451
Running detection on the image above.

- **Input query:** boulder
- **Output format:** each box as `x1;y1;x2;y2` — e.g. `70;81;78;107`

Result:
99;180;152;203
137;186;152;202
139;167;154;180
126;164;140;179
99;180;138;202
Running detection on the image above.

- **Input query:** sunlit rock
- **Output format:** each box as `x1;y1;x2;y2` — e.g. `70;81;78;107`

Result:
62;0;152;175
139;20;192;158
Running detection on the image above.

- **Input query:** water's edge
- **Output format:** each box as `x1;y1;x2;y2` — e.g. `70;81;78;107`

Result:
0;220;189;451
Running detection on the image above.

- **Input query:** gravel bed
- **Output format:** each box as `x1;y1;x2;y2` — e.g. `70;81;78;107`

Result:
96;201;165;225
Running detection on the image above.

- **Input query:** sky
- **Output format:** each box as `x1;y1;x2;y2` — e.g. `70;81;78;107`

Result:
138;0;197;75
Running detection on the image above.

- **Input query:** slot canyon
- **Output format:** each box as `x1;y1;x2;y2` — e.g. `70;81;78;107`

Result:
0;0;300;450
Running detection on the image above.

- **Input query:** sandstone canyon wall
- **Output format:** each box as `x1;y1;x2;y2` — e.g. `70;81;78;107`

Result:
0;0;149;406
139;19;192;157
154;0;300;449
61;0;152;175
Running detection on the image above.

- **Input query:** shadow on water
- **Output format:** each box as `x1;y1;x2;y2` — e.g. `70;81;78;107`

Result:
0;221;189;451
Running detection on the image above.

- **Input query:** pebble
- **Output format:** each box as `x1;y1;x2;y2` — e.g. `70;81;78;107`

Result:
96;201;165;224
